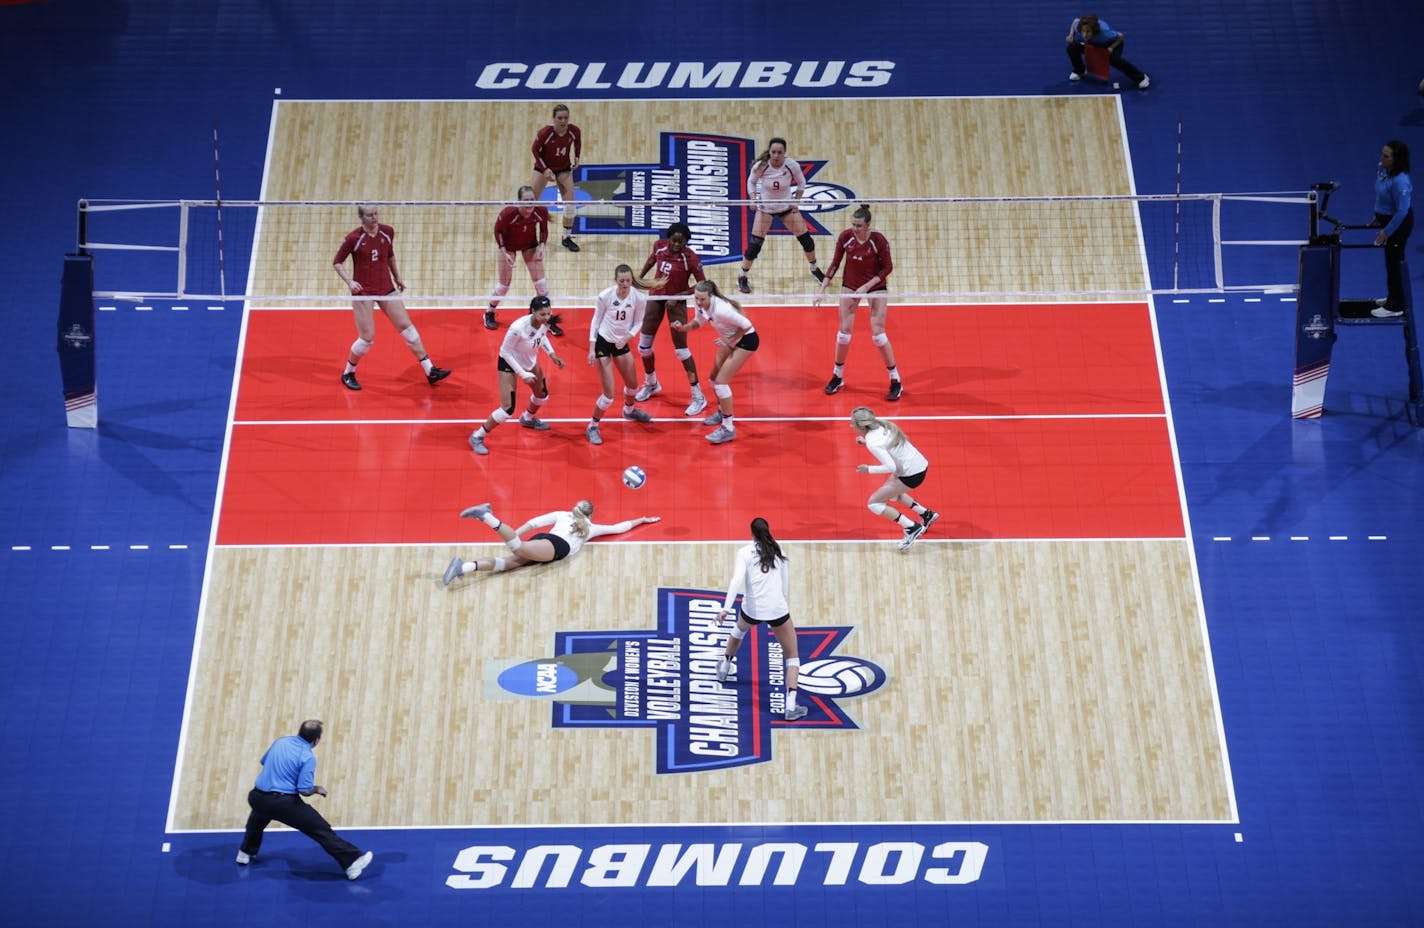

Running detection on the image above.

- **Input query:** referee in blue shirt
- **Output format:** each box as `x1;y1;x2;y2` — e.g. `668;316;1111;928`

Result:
236;719;373;880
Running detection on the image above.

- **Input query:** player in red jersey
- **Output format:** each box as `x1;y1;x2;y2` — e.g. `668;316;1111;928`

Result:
815;205;903;401
485;185;551;331
530;104;583;252
634;222;709;416
331;205;450;391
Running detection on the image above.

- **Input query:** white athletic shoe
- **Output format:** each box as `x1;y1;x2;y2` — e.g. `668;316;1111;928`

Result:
460;503;493;521
1371;306;1404;318
784;704;808;721
468;432;488;456
706;426;736;444
519;414;551;431
1137;75;1151;89
634;378;662;402
1068;71;1082;82
898;522;928;551
621;407;653;423
684;391;708;417
346;851;373;881
702;410;723;426
442;557;464;587
717;659;734;683
236;851;252;865
586;422;603;445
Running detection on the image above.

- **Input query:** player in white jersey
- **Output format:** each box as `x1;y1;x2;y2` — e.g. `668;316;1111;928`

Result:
585;264;655;445
443;500;660;583
714;518;807;720
468;296;566;456
850;406;940;550
670;279;759;444
736;137;825;294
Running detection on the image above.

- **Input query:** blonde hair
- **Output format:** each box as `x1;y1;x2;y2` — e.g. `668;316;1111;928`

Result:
570;500;595;538
850;406;906;448
693;278;744;314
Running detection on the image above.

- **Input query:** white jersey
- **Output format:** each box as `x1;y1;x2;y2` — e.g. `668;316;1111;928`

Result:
590;284;647;347
524;510;641;557
864;425;929;477
722;542;790;620
749;157;805;214
694;296;754;341
499;314;557;375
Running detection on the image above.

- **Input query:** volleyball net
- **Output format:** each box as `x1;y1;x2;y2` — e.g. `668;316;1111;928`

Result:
75;191;1316;306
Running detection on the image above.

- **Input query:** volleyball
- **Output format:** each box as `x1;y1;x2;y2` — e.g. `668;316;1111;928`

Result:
796;658;881;697
621;465;647;489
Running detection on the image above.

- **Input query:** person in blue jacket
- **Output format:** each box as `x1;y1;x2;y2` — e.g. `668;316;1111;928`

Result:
1066;14;1149;89
1371;140;1413;318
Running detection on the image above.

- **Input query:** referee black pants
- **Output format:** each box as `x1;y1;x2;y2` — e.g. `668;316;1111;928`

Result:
239;788;364;868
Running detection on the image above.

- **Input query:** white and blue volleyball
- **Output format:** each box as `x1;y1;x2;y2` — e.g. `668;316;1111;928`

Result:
622;465;647;489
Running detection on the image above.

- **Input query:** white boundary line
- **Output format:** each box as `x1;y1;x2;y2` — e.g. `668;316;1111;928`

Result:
232;412;1168;427
1118;95;1239;823
165;93;1239;833
165;98;281;833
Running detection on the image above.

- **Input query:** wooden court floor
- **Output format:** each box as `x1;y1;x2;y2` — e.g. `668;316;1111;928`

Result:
168;97;1233;832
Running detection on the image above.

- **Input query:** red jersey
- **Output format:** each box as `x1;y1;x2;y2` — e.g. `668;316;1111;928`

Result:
826;229;893;291
642;240;706;295
494;206;550;252
531;124;582;173
334;224;397;292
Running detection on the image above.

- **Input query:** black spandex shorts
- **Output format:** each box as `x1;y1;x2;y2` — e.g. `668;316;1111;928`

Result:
531;532;571;561
733;331;760;352
742;611;790;628
594;335;630;358
899;468;927;489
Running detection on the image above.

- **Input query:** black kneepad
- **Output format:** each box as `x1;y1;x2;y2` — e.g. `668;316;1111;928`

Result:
797;231;816;253
744;235;765;260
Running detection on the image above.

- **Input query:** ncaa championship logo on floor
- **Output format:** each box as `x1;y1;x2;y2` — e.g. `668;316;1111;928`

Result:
485;587;886;773
546;131;855;263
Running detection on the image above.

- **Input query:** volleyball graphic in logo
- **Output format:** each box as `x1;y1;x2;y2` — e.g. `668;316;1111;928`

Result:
796;657;884;697
622;465;647;489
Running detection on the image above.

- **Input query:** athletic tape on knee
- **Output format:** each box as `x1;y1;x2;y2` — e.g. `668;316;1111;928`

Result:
836;330;853;345
872;332;890;348
730;625;746;641
674;347;692;362
492;407;513;423
714;382;733;399
596;393;614;410
638;333;655;357
868;501;888;516
350;337;373;358
744;235;765;260
796;232;816;253
534;278;549;297
400;324;421;347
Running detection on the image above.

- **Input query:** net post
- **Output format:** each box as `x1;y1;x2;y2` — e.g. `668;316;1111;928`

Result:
177;201;189;297
58;250;99;428
76;199;89;256
1211;195;1223;289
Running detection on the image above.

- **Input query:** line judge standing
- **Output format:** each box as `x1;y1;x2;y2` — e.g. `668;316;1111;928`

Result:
236;719;373;880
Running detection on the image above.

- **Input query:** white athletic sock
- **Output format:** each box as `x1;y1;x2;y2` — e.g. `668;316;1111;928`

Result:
786;688;798;711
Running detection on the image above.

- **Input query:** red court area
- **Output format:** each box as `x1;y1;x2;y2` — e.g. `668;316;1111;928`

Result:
218;302;1181;545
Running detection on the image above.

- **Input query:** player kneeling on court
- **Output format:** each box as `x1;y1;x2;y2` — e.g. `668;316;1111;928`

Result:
585;264;656;445
332;205;451;391
443;501;659;583
715;518;807;720
850;407;939;550
670;280;759;445
469;296;565;456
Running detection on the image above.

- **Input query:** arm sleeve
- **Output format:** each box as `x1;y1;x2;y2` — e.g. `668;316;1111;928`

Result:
332;234;354;266
867;439;897;474
877;233;894;280
788;159;807;190
493;210;508;248
572;125;582;160
1383;177;1413;236
825;232;848;279
590;294;609;341
690;252;706;282
629;293;648;337
536;209;549;245
584;518;638;540
296;754;316;793
779;559;790;600
527;512;560;530
722;549;747;612
531;128;548;171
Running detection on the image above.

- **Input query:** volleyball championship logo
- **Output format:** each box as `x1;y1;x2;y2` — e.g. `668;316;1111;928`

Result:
543;132;856;265
486;587;886;773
